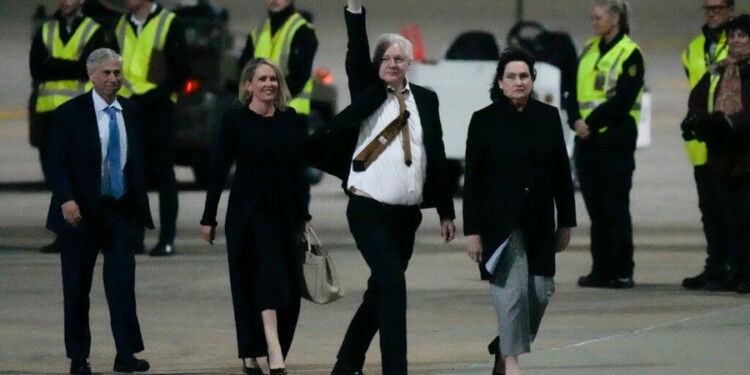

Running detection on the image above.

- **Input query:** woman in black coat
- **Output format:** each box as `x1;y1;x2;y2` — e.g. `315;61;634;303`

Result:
463;47;576;375
201;58;311;375
684;14;750;293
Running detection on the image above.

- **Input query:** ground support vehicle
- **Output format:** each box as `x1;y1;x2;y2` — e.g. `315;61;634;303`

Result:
408;24;651;194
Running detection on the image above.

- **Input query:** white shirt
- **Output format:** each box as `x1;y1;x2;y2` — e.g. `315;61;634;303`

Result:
92;90;128;180
347;83;427;206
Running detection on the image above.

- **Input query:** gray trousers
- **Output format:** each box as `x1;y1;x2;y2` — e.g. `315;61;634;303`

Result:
489;229;553;357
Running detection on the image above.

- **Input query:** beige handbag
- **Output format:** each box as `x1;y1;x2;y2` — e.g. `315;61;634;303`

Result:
300;226;345;304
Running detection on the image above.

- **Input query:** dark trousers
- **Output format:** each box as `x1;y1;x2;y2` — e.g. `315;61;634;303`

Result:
59;198;144;360
716;176;750;280
35;111;55;184
575;141;635;279
337;195;422;375
694;165;731;273
138;109;178;245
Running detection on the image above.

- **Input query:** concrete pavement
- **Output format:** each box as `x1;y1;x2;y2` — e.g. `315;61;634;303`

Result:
1;185;749;375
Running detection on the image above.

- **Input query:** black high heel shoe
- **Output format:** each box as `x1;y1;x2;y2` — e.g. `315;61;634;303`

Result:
488;336;505;375
242;360;264;375
269;368;287;375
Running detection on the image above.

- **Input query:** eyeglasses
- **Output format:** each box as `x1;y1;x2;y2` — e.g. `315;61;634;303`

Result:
702;5;730;13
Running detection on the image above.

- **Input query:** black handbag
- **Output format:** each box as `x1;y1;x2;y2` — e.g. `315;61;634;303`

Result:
299;226;345;304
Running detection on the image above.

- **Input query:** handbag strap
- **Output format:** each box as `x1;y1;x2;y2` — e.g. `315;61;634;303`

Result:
304;226;324;253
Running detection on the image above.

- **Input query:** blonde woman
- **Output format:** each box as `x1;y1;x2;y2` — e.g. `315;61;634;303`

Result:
201;58;311;375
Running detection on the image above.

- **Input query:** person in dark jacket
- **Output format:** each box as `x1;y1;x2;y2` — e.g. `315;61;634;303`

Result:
44;48;153;375
464;47;576;375
679;0;735;291
306;1;456;374
201;58;310;375
683;14;750;294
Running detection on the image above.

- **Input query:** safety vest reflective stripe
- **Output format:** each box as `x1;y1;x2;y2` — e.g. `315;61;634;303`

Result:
116;9;177;102
576;35;643;133
38;84;86;98
251;13;314;115
682;32;728;89
36;17;99;113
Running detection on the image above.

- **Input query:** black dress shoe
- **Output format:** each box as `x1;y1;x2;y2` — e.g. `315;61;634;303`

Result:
40;240;61;253
737;282;750;294
113;354;150;373
134;244;146;255
609;277;635;289
487;336;505;375
577;274;609;288
149;242;175;257
705;276;741;292
69;359;91;375
269;368;287;375
682;269;727;290
331;363;364;375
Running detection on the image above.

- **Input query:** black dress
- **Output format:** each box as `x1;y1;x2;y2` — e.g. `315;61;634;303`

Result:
201;105;310;358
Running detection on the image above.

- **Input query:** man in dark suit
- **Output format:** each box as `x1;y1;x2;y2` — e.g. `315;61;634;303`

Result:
306;1;455;374
44;48;154;375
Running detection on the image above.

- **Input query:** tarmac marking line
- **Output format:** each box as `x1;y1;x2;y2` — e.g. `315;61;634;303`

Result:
547;303;750;351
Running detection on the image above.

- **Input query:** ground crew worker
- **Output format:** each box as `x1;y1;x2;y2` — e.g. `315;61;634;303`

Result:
29;0;115;253
567;0;645;289
680;0;734;290
116;0;190;256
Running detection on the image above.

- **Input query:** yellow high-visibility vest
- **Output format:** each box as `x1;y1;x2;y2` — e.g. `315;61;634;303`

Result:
681;31;727;166
682;31;728;89
35;17;99;113
251;13;314;115
576;35;643;134
115;8;177;102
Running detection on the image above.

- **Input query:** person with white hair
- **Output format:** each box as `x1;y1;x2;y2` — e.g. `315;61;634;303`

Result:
44;48;154;375
306;1;456;374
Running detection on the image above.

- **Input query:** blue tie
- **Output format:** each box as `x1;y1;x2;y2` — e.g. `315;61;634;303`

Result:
103;106;124;199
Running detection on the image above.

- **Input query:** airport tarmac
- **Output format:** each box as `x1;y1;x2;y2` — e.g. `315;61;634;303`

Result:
2;1;750;374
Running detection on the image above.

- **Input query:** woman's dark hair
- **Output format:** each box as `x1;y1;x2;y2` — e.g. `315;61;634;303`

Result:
490;47;536;102
727;14;750;36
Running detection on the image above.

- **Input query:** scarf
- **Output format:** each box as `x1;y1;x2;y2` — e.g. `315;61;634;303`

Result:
715;43;750;115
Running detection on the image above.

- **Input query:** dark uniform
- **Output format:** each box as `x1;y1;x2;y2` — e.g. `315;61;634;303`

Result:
566;31;645;288
680;23;732;289
115;2;190;255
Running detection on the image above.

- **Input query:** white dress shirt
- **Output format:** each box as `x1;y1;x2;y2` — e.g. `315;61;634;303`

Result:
347;83;427;206
92;90;128;181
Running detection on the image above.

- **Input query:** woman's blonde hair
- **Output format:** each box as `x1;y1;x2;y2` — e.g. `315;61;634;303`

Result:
238;58;292;110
